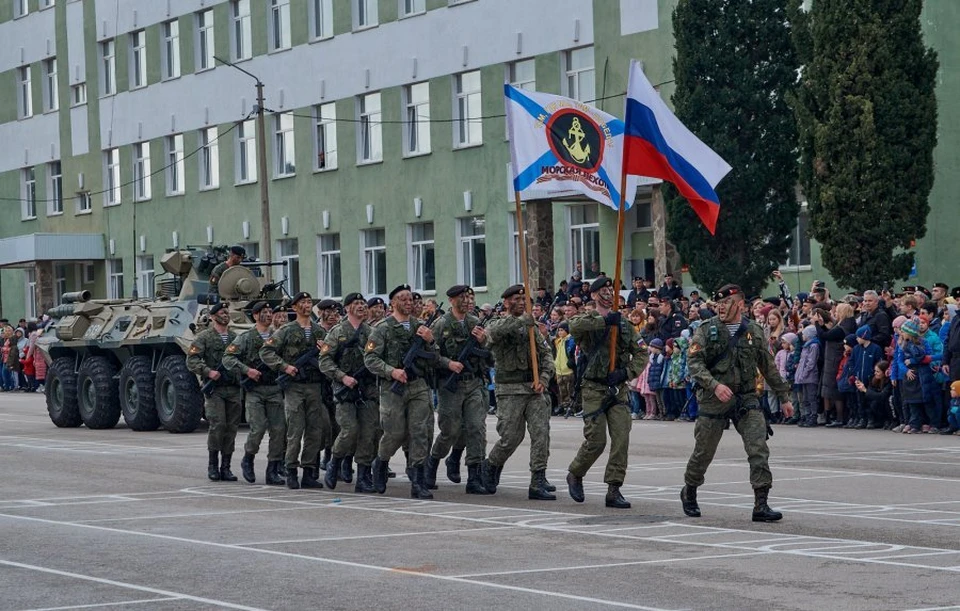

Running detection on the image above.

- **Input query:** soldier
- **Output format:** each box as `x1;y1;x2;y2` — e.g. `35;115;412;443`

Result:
315;299;342;475
272;306;289;331
565;277;649;509
209;245;245;288
412;292;424;320
259;291;331;490
681;284;794;522
424;285;490;495
319;292;378;493
186;302;241;481
223;301;285;486
366;297;386;326
364;284;445;499
481;284;556;500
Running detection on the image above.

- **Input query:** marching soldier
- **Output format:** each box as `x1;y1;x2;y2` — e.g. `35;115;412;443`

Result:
272;306;289;332
566;277;649;509
209;245;245;288
366;297;386;326
315;299;342;475
481;285;556;500
186;303;241;481
260;291;331;490
681;284;794;522
223;301;286;486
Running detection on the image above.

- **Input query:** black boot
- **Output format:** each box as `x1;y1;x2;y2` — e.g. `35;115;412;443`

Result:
605;484;631;509
752;486;783;522
301;467;324;489
341;456;354;483
319;448;331;471
286;467;300;489
566;472;585;503
465;464;490;495
424;455;440;490
355;464;376;493
220;454;238;482
207;451;220;481
324;456;342;489
240;453;256;484
265;461;285;486
528;470;557;501
372;457;388;494
480;459;503;494
680;485;701;517
445;448;463;483
543;474;557;492
386;462;396;478
411;465;433;500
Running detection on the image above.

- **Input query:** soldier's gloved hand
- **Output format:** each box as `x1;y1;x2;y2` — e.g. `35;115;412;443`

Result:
606;368;628;386
604;312;621;327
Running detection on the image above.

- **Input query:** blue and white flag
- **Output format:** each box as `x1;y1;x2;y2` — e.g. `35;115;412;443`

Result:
505;84;641;211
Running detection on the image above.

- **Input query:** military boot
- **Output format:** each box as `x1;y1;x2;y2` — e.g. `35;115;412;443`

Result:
445;448;463;483
543;474;557;492
424;455;440;490
265;461;285;486
386;462;396;478
220;454;238;482
301;467;324;489
680;485;701;517
324;456;342;489
240;453;256;484
372;457;388;494
286;467;300;490
341;456;354;483
207;451;221;481
566;472;585;503
319;448;332;471
465;464;490;495
528;470;557;501
412;465;434;500
481;459;503;494
605;485;631;509
752;486;783;522
355;464;376;493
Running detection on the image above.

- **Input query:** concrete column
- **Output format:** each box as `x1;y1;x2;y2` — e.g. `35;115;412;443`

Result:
524;200;555;291
35;261;55;318
652;185;669;280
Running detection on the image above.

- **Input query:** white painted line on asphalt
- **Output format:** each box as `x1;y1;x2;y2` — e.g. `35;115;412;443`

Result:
0;559;268;611
73;504;322;523
233;525;517;546
901;605;960;611
15;596;180;611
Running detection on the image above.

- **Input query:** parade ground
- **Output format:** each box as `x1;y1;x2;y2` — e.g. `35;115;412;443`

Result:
1;392;958;611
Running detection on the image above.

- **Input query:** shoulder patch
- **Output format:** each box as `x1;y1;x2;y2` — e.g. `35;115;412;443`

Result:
188;345;200;355
365;340;377;352
226;344;239;354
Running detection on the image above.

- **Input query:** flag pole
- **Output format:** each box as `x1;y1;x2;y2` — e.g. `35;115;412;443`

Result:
513;191;541;387
608;176;628;372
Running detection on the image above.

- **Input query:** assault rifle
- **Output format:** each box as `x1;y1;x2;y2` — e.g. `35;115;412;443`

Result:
441;315;493;393
276;344;321;391
389;304;444;396
330;323;369;403
239;360;273;391
200;364;230;397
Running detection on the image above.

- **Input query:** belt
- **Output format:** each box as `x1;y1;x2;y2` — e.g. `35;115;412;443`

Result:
497;370;533;384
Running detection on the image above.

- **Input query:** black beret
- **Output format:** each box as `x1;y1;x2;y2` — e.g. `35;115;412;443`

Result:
316;299;339;310
290;291;312;306
366;297;385;308
501;284;525;299
952;286;960;300
446;284;473;298
229;245;246;257
712;284;742;301
251;301;271;315
633;276;642;281
915;286;932;298
590;277;613;293
412;292;423;301
389;284;412;300
209;302;228;315
934;282;949;290
343;292;365;307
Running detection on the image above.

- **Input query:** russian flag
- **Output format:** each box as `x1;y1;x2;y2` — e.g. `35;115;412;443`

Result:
622;60;731;234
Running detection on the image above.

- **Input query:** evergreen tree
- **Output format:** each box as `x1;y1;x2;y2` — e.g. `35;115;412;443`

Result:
667;0;801;297
795;0;937;289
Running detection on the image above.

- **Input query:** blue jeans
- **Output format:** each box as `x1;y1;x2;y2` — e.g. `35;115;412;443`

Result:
0;365;14;390
628;391;642;416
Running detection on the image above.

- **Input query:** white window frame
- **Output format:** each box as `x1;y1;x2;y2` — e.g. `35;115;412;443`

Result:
199;127;220;190
136;255;155;298
165;134;185;195
130;30;147;89
161;20;181;80
317;233;342;299
357;92;382;164
21;167;37;220
273;112;296;177
231;0;252;61
269;0;291;52
43;58;58;111
564;46;595;104
403;82;431;156
310;0;333;40
354;0;378;29
196;9;215;72
24;269;37;320
53;264;68;306
507;210;528;285
457;216;487;289
399;0;425;18
454;70;482;148
71;82;87;107
82;262;95;284
505;59;535;138
314;103;338;171
407;222;435;293
277;238;300;294
18;65;32;119
107;259;124;299
75;191;92;215
15;0;29;18
104;148;121;206
41;0;55;8
360;229;387;298
101;40;116;96
568;203;601;282
236;119;257;184
47;161;63;216
133;141;152;201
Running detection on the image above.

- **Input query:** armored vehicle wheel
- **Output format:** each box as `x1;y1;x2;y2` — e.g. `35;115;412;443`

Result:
77;357;122;430
46;357;81;428
119;356;160;431
155;355;202;434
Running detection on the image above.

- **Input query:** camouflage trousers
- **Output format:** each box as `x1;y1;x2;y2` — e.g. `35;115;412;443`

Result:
684;407;772;489
243;385;286;462
487;385;550;473
205;385;243;455
332;396;379;466
431;378;487;466
378;379;432;468
320;385;339;451
283;382;331;470
568;383;632;486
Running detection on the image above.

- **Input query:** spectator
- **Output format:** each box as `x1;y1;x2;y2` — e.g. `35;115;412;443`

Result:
899;320;929;434
555;280;569;304
626;277;650;307
27;322;45;392
890;316;909;431
656;299;688;342
851;325;885;428
899;294;920;319
796;325;821;427
944;302;960;383
856;360;893;430
647;338;666;420
837;334;859;428
637;348;657;420
1;327;16;391
553;323;575;417
817;303;858;427
917;313;945;431
657;273;683;301
942;380;960;435
858;290;892;348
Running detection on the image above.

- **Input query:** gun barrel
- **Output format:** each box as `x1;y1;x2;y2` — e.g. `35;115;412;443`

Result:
46;304;78;319
61;290;91;304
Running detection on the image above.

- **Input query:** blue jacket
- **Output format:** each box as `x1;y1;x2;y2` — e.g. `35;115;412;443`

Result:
889;337;906;382
852;342;884;383
837;352;856;393
647;352;666;391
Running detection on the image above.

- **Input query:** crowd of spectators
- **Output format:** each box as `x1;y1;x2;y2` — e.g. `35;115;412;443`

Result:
0;317;50;394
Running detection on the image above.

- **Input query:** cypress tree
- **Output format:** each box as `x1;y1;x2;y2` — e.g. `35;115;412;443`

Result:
667;0;802;296
795;0;938;289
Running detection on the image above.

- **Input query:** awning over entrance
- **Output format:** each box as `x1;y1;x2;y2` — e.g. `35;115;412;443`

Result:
0;233;105;267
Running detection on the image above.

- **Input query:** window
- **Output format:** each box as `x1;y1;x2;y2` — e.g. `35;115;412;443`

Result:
565;47;595;103
196;10;215;71
165;134;185;195
48;161;63;215
82;262;95;284
273;112;296;177
43;58;58;111
403;82;431;156
786;206;812;268
238;242;260;261
107;259;124;298
71;83;87;106
408;223;435;292
136;255;155;298
18;66;32;119
21;167;37;220
162;20;181;80
270;0;291;51
361;229;386;296
231;0;252;61
130;30;147;89
317;234;342;298
104;148;121;206
400;0;425;17
199;127;220;189
314;103;337;170
569;204;601;281
311;0;333;39
507;210;528;285
133;142;151;201
236;119;257;183
357;92;382;163
355;0;378;29
76;191;92;214
14;0;28;18
508;59;536;91
101;40;116;96
277;238;300;294
458;216;487;287
24;270;37;320
454;71;482;147
41;0;55;8
54;265;68;306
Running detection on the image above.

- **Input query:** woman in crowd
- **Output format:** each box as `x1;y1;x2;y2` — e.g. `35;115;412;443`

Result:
816;304;857;427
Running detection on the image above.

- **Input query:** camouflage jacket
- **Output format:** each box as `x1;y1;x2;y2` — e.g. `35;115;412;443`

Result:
320;319;376;398
363;316;441;383
486;314;554;388
259;320;326;383
209;261;228;286
431;312;488;374
222;326;277;386
568;310;648;384
186;326;239;385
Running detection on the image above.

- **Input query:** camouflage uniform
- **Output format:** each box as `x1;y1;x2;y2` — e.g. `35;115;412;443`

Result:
186;327;241;455
223;328;285;462
208;261;228;287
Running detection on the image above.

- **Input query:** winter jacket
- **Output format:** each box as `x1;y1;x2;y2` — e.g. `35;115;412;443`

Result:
775;349;789;380
795;338;821;385
647;352;665;391
900;340;929;404
837;352;855;393
852;342;884;383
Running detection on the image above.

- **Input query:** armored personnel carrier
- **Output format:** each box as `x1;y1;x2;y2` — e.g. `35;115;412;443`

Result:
41;246;285;433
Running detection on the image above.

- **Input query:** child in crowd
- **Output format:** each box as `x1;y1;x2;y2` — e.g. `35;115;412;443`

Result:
855;361;892;429
898;320;930;434
662;339;679;421
637;341;658;420
553;323;575;417
836;335;858;428
795;325;821;427
916;314;945;432
669;337;690;421
942;380;960;436
850;325;885;428
773;332;798;423
647;338;666;420
889;316;908;431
